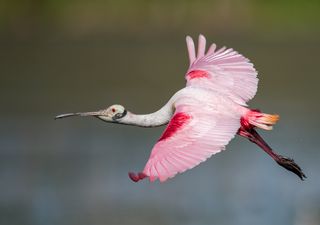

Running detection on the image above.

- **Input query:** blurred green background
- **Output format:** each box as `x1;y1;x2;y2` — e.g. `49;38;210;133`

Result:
0;1;319;225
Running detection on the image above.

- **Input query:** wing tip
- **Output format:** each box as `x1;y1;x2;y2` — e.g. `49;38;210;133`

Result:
128;172;147;182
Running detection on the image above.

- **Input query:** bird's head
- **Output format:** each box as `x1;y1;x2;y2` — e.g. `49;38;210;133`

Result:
55;104;128;123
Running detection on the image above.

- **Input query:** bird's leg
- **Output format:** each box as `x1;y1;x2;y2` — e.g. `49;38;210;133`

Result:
237;127;306;180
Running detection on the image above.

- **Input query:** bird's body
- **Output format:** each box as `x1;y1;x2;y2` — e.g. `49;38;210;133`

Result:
56;35;306;182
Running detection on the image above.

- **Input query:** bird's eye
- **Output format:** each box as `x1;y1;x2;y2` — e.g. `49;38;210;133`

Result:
112;108;116;113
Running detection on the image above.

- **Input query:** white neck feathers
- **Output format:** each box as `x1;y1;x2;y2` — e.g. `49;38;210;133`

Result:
120;99;175;127
116;88;190;127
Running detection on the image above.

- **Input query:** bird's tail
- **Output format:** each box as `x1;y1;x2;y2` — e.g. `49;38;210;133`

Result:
244;109;279;130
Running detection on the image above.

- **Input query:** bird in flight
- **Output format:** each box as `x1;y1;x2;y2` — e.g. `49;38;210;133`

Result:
56;35;306;182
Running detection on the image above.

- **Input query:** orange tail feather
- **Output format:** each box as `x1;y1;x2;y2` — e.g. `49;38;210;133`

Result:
246;110;279;130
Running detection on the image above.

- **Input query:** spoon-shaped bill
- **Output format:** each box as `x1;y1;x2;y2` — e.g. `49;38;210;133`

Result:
54;111;101;120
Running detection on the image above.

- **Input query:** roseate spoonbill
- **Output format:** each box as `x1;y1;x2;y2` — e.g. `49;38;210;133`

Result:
55;35;306;182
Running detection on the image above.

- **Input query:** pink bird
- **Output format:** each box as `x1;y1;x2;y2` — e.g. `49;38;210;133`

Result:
56;35;306;182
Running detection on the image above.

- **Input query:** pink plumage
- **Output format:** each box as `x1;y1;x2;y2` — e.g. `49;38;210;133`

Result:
140;90;243;182
158;113;191;142
130;35;259;182
186;35;258;106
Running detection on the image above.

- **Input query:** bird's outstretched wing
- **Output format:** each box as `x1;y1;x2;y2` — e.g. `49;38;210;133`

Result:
185;35;258;106
130;95;241;182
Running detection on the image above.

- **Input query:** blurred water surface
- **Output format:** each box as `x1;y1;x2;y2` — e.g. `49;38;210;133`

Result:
0;1;320;224
0;33;319;225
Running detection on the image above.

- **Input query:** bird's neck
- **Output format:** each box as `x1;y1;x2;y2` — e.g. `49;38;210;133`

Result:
119;99;176;128
122;105;174;127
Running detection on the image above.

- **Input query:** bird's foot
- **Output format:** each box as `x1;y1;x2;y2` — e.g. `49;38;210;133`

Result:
276;156;307;180
128;172;147;182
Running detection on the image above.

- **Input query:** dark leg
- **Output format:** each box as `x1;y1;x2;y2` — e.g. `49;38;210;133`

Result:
238;127;306;180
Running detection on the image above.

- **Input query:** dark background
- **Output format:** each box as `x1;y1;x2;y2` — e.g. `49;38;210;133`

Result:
0;1;319;225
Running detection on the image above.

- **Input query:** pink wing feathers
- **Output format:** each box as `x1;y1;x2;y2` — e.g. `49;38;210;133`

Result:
129;34;257;182
130;95;241;182
186;35;258;106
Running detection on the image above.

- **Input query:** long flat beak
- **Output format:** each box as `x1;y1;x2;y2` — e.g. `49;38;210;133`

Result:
54;111;102;120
